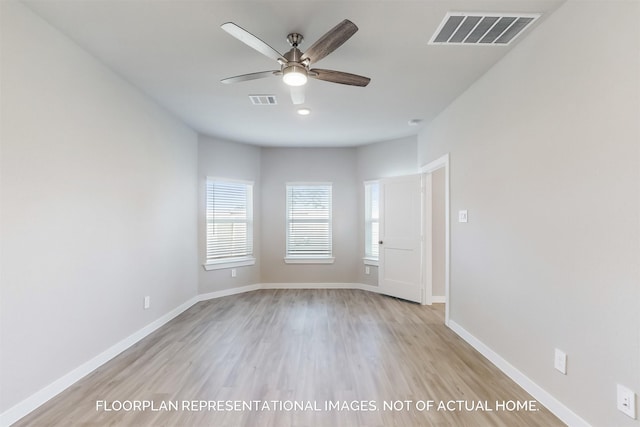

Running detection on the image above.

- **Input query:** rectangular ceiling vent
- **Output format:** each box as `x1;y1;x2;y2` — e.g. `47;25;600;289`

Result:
429;12;540;46
249;95;277;105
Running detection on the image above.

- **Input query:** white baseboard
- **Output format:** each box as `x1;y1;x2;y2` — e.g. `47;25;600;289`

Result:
259;283;386;297
3;285;587;427
197;283;381;303
448;320;590;427
259;282;377;291
260;282;354;289
198;284;261;301
3;283;377;425
431;295;446;303
0;296;199;427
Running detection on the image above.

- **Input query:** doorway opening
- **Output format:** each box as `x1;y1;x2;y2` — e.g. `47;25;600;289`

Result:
421;154;450;325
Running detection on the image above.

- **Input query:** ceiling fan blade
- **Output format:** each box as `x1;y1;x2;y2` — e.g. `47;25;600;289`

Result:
301;19;358;65
309;69;371;87
221;70;279;84
221;22;287;64
290;86;306;105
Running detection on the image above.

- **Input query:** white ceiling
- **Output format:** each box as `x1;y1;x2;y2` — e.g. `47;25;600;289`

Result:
24;0;564;147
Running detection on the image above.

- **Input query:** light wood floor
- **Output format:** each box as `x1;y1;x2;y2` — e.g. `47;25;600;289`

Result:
15;289;564;426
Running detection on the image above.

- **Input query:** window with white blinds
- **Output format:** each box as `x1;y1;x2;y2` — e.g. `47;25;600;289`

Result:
205;178;254;269
285;183;333;262
364;181;380;261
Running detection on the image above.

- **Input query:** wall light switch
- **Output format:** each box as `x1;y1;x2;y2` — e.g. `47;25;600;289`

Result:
143;296;150;310
231;268;237;278
458;210;468;223
554;349;567;374
365;266;370;275
617;384;637;419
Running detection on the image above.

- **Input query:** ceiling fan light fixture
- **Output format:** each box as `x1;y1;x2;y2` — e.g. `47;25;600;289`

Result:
282;65;308;86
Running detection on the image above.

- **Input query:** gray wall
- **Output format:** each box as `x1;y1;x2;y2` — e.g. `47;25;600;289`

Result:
8;1;634;425
431;168;446;298
356;136;419;182
1;1;198;413
418;1;639;425
198;136;262;293
197;138;419;289
260;148;359;284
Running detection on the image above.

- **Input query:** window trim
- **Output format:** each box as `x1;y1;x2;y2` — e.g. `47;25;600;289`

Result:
362;257;379;267
284;257;335;264
364;180;380;262
204;256;256;271
285;182;333;262
203;177;255;271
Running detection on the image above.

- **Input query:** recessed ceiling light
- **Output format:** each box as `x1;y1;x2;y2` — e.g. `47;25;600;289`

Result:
297;108;311;116
408;119;423;126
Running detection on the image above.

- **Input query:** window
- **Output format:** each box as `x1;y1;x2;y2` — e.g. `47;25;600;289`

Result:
204;178;254;270
285;183;334;263
364;181;379;264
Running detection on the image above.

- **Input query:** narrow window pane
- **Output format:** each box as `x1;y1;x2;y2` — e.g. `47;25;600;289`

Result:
365;182;380;259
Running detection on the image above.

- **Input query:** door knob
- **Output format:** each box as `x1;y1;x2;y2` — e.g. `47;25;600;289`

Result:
379;241;383;244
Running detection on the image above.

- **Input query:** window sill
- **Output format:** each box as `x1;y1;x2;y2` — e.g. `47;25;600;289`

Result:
203;257;256;271
363;257;379;266
284;257;335;265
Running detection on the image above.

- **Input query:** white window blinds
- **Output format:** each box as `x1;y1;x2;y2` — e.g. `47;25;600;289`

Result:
286;183;332;258
365;181;380;259
206;179;253;263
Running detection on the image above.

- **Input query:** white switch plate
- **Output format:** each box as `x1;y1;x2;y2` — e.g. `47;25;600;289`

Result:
231;268;237;278
458;210;468;223
143;296;150;310
617;384;637;419
365;266;370;275
554;349;567;374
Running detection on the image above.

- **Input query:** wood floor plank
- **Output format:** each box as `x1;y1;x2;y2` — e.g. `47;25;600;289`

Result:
14;289;564;426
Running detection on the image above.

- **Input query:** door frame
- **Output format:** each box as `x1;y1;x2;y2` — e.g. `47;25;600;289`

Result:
420;154;450;326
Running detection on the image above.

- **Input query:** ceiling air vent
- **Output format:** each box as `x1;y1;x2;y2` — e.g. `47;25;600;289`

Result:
249;95;277;105
429;12;540;46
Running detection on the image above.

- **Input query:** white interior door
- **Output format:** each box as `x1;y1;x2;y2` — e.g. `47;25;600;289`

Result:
378;175;422;303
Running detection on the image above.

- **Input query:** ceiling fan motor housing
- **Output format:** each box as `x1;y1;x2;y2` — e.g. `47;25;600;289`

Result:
282;44;309;86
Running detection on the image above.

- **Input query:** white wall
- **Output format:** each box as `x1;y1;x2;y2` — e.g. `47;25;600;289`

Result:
260;148;359;284
418;1;639;425
198;136;261;293
0;0;198;414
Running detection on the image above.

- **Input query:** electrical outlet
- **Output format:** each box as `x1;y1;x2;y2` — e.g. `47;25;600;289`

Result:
143;296;150;310
458;210;468;223
231;269;237;278
554;349;567;374
617;384;637;419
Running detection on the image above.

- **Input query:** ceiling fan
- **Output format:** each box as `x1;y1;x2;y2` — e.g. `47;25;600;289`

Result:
220;19;371;105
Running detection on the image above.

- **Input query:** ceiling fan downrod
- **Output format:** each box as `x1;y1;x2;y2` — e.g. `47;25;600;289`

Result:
287;33;303;48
